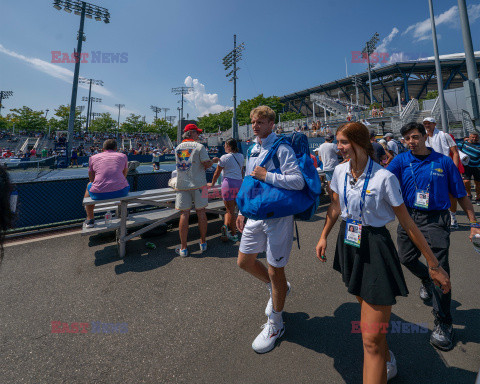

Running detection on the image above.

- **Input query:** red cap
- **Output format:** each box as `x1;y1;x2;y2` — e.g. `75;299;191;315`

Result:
184;124;202;133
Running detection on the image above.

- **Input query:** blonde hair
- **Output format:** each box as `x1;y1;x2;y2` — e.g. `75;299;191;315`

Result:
250;105;276;122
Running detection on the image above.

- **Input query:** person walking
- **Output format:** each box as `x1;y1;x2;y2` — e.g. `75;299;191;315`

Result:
316;122;451;383
387;122;478;351
317;134;340;201
422;117;461;229
174;124;213;257
208;138;244;242
236;106;304;354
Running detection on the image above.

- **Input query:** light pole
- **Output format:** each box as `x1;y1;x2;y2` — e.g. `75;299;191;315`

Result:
52;0;110;162
150;105;161;121
79;77;103;132
172;87;193;142
396;87;402;113
177;107;181;144
223;34;245;140
428;0;449;132
362;32;380;105
163;107;170;121
115;104;124;143
0;91;13;116
82;96;101;124
457;0;480;130
352;76;360;105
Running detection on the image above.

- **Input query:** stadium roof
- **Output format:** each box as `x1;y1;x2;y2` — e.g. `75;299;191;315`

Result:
280;56;480;116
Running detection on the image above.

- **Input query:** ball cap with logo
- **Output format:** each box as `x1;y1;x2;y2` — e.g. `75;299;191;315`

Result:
423;117;436;123
184;123;203;133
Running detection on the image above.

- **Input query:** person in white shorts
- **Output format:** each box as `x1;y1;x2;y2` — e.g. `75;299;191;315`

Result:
236;106;305;354
423;116;461;229
174;124;213;257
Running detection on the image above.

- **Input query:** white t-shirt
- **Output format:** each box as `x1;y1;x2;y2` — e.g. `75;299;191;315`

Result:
426;128;456;156
175;140;210;190
218;152;244;180
330;158;404;227
387;140;398;156
318;142;339;171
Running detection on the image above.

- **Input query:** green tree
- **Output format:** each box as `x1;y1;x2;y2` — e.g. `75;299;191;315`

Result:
425;90;439;100
0;115;12;131
197;109;233;133
89;113;117;133
146;118;176;140
49;105;85;132
236;94;284;125
8;106;47;132
280;111;304;122
121;113;147;133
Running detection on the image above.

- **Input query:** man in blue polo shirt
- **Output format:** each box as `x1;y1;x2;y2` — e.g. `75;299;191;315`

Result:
388;122;480;351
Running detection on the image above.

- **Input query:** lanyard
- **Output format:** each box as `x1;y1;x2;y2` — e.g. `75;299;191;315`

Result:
344;159;374;218
409;162;434;192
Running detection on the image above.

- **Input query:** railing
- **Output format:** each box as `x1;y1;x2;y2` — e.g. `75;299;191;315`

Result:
400;98;419;121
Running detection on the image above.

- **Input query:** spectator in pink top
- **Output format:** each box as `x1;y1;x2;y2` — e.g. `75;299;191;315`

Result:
83;139;130;228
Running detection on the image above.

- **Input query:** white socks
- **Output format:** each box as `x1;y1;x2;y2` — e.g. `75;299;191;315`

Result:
269;309;283;327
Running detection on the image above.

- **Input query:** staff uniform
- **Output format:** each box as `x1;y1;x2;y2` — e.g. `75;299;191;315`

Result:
239;132;304;268
387;149;466;326
330;157;408;305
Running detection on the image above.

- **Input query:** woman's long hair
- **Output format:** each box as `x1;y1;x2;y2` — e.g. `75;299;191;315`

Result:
0;166;14;263
336;122;375;161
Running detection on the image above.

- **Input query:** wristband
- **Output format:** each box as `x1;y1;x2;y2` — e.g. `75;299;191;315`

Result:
470;222;480;228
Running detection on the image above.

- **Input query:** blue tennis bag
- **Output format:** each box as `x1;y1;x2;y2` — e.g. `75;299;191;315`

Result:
236;132;322;220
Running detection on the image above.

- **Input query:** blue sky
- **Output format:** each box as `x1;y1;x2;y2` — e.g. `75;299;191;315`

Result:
1;0;480;123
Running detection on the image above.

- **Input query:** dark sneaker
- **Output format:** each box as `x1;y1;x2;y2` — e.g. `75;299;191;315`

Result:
430;320;454;351
83;219;94;228
419;282;433;301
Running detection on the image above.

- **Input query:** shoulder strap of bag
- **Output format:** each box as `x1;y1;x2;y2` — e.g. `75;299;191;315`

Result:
259;137;289;168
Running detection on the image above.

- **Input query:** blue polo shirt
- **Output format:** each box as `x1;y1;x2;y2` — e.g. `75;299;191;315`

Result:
387;149;466;211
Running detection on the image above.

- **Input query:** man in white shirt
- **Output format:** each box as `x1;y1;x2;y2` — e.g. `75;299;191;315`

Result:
236;106;304;354
174;124;213;257
384;133;398;156
423;117;461;228
317;134;340;201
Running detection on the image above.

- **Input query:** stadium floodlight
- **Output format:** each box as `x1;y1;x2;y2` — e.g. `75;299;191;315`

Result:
51;0;110;162
150;105;162;120
79;77;103;132
361;32;380;105
222;34;245;139
163;107;170;120
0;91;13;117
115;104;124;142
171;87;193;142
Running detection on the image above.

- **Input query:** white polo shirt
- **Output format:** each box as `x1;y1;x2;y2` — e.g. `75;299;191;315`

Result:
330;157;404;227
426;128;456;156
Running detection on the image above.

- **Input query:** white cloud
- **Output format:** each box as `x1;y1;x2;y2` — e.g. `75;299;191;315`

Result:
401;4;480;42
377;27;399;52
100;105;138;118
184;76;231;117
0;43;113;97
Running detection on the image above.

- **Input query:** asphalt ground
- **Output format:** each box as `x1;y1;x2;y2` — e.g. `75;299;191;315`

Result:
1;204;479;384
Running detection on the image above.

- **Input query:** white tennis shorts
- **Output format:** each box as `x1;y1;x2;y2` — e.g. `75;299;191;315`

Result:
239;215;294;268
175;187;208;211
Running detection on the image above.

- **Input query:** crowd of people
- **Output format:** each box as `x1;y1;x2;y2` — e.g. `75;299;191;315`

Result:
1;105;470;383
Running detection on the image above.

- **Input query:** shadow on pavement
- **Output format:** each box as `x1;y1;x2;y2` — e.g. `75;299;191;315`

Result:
284;302;477;383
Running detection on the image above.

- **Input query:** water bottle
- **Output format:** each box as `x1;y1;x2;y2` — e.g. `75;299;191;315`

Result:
105;210;112;226
473;234;480;254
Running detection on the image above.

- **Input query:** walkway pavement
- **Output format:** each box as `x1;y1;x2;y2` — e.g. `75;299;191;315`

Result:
1;204;479;383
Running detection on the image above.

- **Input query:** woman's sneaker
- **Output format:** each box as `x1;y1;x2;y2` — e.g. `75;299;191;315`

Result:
83;219;95;228
227;231;239;242
386;350;397;381
175;247;188;257
251;320;285;354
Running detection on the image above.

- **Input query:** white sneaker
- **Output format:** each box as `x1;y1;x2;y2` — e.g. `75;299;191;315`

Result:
386;350;397;381
251;320;285;354
265;282;291;317
175;247;188;257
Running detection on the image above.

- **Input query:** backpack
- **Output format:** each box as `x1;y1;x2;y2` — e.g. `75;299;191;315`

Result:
236;132;322;221
393;139;407;154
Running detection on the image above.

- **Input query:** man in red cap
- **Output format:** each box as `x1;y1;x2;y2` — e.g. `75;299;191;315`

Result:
174;124;213;257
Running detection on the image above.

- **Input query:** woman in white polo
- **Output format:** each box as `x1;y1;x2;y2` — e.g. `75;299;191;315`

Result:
316;122;451;383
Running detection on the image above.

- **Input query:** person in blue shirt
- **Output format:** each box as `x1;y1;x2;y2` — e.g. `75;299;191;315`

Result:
387;122;480;351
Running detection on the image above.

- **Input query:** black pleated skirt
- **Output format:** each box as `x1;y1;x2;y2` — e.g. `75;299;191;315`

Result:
334;220;409;306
